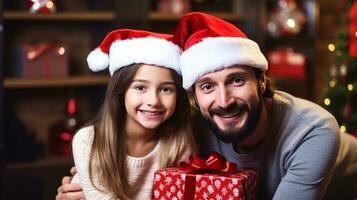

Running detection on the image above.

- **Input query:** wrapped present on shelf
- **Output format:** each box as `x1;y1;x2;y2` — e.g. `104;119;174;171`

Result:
14;41;69;78
267;48;306;79
152;152;259;200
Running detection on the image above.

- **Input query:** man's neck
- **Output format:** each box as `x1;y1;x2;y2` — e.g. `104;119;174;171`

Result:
233;98;273;153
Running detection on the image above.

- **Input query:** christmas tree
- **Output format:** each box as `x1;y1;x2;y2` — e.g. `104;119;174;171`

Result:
322;0;357;136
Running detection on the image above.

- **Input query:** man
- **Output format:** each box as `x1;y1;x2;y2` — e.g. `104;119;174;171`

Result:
57;12;357;200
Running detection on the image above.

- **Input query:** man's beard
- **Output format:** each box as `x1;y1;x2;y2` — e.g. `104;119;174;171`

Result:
202;90;264;144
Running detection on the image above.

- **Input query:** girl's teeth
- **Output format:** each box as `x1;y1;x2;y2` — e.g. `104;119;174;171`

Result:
142;111;160;116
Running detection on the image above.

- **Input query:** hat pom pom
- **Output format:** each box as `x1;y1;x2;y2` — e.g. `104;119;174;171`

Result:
87;48;109;72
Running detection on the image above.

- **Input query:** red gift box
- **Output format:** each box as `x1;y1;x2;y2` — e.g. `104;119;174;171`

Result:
267;48;306;79
152;152;259;200
14;42;69;78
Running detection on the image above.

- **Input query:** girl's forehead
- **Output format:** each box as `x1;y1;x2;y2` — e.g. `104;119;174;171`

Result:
133;64;175;83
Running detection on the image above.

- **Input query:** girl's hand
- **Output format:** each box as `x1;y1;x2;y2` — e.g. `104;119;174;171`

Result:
56;167;84;200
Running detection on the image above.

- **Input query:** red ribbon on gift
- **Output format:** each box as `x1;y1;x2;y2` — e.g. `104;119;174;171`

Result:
179;151;238;173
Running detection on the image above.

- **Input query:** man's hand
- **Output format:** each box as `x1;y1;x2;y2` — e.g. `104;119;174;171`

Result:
56;167;84;200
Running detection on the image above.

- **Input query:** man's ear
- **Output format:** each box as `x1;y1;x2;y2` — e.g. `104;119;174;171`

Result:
260;74;267;93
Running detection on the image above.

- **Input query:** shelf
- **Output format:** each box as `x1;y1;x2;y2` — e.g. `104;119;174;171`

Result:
4;11;245;22
149;11;246;21
4;75;110;89
3;11;115;21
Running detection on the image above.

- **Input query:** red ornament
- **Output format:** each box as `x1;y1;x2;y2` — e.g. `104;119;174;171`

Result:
267;0;307;37
349;0;357;57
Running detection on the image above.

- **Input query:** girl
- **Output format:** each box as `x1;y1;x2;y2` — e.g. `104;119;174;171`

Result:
72;29;196;199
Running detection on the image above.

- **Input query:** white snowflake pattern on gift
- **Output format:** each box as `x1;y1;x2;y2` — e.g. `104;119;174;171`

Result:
159;183;164;190
207;185;214;194
222;187;227;196
196;175;202;181
203;192;208;199
216;194;223;200
228;196;234;200
233;188;240;197
170;185;176;193
175;178;182;187
177;191;183;199
180;174;186;180
196;186;201;193
172;197;178;200
228;183;233;189
201;180;208;187
232;178;239;185
160;196;165;200
214;180;221;188
155;174;161;181
154;190;160;198
166;191;172;198
165;177;172;184
209;175;214;181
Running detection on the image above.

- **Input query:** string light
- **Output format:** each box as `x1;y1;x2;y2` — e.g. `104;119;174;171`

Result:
58;47;66;55
347;84;354;91
46;1;54;9
286;19;296;28
340;125;347;133
328;43;335;52
340;64;347;76
324;98;331;106
329;79;337;87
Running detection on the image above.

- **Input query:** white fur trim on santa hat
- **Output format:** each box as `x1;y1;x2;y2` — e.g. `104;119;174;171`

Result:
180;37;268;89
108;37;181;75
87;48;110;72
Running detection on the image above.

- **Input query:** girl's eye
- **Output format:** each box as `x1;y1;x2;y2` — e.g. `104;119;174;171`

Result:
134;85;145;91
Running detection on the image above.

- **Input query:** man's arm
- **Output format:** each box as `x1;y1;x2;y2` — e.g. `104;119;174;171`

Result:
56;167;85;200
272;128;340;200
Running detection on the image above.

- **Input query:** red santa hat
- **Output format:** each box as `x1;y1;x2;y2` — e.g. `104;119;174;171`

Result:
87;29;182;75
174;12;268;89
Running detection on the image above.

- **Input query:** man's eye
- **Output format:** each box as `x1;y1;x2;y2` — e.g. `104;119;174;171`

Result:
160;87;174;93
201;84;213;91
232;77;243;85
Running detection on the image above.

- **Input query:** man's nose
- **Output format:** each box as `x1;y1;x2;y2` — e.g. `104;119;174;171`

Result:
216;86;234;108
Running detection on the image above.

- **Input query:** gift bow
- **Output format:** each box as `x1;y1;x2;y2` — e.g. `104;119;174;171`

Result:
179;151;237;173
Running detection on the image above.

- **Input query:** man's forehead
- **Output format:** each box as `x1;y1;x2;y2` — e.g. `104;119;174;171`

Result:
197;65;254;80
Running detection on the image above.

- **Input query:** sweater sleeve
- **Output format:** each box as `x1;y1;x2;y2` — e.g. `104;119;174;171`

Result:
272;126;340;200
72;126;114;200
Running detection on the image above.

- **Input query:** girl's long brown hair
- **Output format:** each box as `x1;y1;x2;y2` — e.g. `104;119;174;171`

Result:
88;64;196;199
